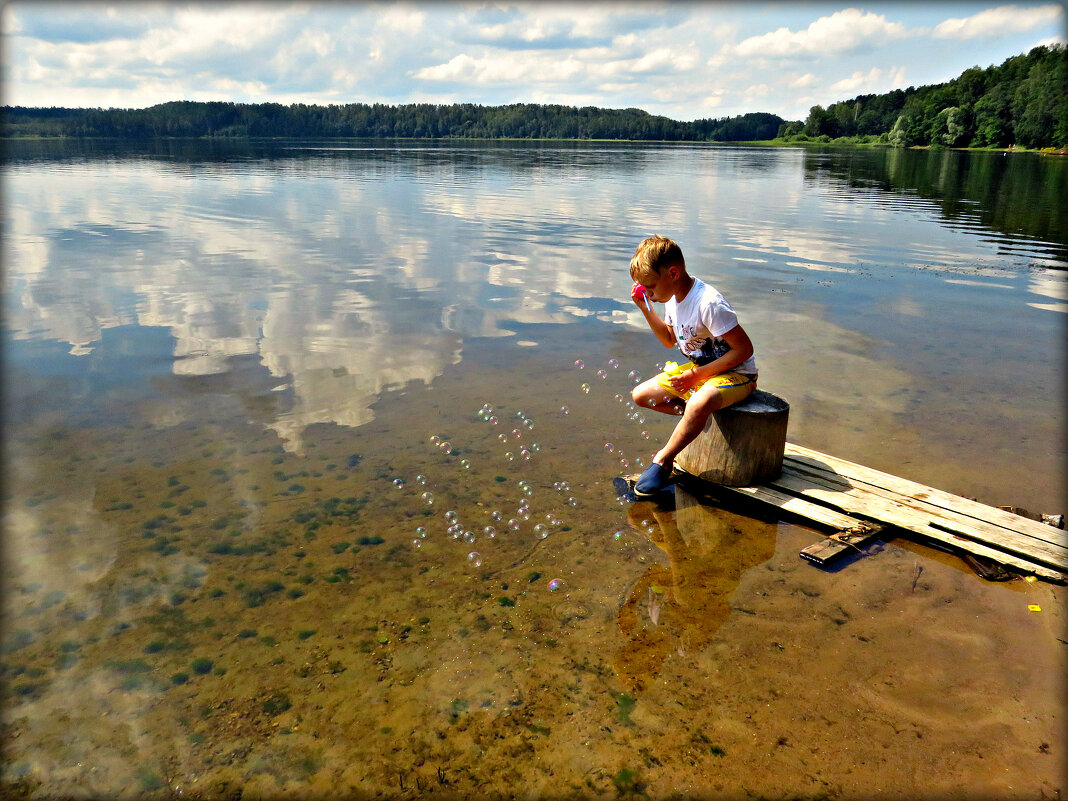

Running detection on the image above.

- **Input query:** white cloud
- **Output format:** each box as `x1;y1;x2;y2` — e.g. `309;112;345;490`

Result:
790;73;818;88
830;66;908;94
734;8;907;58
932;4;1063;40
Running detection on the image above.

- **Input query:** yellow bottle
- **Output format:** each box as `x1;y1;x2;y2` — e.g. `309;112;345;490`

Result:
657;360;697;400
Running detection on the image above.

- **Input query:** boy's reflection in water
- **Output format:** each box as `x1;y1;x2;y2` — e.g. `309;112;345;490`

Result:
612;485;778;692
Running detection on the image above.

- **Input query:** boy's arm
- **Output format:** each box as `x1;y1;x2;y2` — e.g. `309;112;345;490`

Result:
665;324;754;393
632;283;676;348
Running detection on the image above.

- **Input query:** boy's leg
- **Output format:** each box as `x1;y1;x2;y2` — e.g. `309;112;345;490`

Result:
652;376;756;469
632;377;684;416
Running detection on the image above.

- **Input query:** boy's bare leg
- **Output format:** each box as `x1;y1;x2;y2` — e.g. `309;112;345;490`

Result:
651;381;739;469
631;378;684;416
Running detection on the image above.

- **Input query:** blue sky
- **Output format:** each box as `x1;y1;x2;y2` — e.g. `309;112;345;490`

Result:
2;2;1063;121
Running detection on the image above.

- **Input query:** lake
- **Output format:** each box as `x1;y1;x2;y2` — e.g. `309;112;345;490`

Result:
2;139;1065;799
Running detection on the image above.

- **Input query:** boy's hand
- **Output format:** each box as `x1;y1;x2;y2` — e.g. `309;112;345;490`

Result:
631;282;649;306
667;368;697;394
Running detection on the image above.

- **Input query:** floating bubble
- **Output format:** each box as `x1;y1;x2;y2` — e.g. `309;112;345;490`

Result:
416;474;427;484
445;510;458;523
534;523;548;539
523;419;533;429
463;530;476;543
489;416;499;425
508;518;521;531
548;579;566;593
628;370;641;383
566;497;577;506
516;411;526;419
531;443;540;452
518;479;528;488
604;443;615;453
505;452;514;462
498;434;508;443
560;406;569;415
635;457;645;467
467;552;482;568
640;430;650;439
392;478;405;489
613;530;624;540
421;492;435;505
597;369;607;379
460;459;471;470
608;359;620;368
430;435;441;445
413;539;423;548
518;509;531;521
580;383;591;394
636;415;645;424
448;523;462;535
491;510;503;522
440;441;452;454
520;449;532;460
415;526;427;539
574;360;585;369
522;486;533;496
620;459;629;468
483;526;497;538
512;428;522;439
614;394;625;403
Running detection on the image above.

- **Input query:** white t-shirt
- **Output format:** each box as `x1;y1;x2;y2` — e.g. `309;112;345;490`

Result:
664;278;757;374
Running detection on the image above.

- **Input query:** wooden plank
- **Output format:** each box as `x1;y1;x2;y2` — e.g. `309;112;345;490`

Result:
785;443;1066;547
768;471;1066;580
800;527;884;567
721;483;870;531
778;461;1068;570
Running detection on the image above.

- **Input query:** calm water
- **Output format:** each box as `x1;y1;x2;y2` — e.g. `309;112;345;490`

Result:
2;140;1065;799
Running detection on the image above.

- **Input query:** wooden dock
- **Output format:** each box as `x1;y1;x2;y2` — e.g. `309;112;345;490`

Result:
668;443;1067;582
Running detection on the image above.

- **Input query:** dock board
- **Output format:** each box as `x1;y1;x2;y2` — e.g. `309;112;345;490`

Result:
765;443;1066;581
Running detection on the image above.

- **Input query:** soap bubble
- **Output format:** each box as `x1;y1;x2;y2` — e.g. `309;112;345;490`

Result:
597;369;607;379
560;406;569;415
614;530;624;540
415;526;427;539
534;523;548;539
508;518;520;531
413;539;423;548
416;474;427;484
440;441;452;454
574;360;585;369
635;457;645;467
517;479;528;488
392;478;405;489
483;526;497;539
467;552;482;568
505;452;514;462
614;394;625;403
489;416;499;425
620;459;629;468
498;434;508;442
448;523;462;536
491;510;502;522
608;359;620;368
548;579;566;593
421;492;435;505
463;530;476;543
512;428;522;439
566;497;577;506
628;370;641;383
523;419;534;429
516;411;526;419
604;443;615;453
445;510;458;523
636;415;645;424
640;431;650;439
430;435;441;445
520;448;531;460
460;459;471;470
518;509;531;521
580;383;591;394
531;443;540;452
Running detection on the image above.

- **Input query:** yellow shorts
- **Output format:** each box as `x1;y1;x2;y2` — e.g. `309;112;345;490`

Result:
655;362;757;404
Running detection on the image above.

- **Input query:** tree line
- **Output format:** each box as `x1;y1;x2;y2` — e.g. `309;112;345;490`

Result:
1;102;784;142
785;44;1066;148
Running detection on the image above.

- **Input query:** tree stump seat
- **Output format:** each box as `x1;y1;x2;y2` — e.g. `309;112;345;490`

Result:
674;389;789;487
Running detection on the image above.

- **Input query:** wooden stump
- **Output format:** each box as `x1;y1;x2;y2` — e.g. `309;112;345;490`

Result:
675;390;789;487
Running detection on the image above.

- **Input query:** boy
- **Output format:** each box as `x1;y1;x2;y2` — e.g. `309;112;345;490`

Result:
629;235;757;497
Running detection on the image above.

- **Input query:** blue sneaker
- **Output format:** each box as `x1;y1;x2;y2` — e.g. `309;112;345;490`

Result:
633;462;673;498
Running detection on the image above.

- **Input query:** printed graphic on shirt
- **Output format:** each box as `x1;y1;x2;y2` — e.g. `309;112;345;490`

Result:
678;325;730;366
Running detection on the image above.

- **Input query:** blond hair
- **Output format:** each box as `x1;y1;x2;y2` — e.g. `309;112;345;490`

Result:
629;235;686;283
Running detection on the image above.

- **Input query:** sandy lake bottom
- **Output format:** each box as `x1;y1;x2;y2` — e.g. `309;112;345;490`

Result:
2;327;1065;801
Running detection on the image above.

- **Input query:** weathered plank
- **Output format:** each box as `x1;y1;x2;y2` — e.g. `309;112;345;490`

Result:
777;460;1068;571
785;443;1066;548
768;469;1066;580
719;483;867;531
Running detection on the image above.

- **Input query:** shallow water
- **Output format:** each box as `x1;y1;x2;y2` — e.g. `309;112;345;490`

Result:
2;140;1065;799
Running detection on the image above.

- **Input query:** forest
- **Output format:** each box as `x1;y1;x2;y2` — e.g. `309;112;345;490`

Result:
2;44;1063;148
784;44;1066;148
0;102;783;142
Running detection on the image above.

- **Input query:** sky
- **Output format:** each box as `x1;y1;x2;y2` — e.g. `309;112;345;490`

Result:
2;2;1064;122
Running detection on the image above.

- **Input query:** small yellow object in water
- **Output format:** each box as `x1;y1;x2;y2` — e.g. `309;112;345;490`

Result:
1024;575;1038;583
1027;604;1042;612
